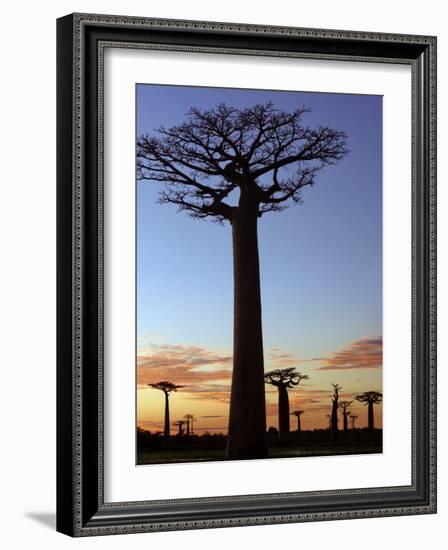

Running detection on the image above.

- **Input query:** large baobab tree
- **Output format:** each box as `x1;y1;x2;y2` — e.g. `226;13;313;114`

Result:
291;410;304;432
355;391;383;430
138;102;347;459
183;414;195;436
265;368;309;442
339;400;353;432
173;419;185;436
350;414;358;430
148;381;183;437
330;383;342;439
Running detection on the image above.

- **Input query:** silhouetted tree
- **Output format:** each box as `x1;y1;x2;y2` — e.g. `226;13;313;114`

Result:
148;381;183;437
173;419;185;436
265;368;309;442
138;102;347;459
350;414;358;430
184;414;196;436
291;410;304;432
339;400;353;432
330;383;342;439
355;391;383;430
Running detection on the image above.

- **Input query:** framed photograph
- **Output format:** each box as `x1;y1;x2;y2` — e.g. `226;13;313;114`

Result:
56;13;437;536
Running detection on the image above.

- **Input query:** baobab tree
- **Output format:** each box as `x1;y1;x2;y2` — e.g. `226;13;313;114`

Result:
138;102;347;459
148;381;183;437
265;368;309;442
339;400;353;432
330;383;342;439
291;410;304;432
173;419;185;436
355;391;383;430
183;414;195;436
350;414;358;430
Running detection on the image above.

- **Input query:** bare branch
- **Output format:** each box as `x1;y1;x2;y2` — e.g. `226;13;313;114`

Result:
264;367;309;388
355;391;383;405
148;381;184;395
137;102;348;221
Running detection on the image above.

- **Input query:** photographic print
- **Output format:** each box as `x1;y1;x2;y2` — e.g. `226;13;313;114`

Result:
136;84;383;465
57;15;436;534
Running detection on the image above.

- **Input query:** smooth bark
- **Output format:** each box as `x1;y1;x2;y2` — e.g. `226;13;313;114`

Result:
368;402;374;430
278;385;290;442
226;205;267;459
164;392;170;437
331;401;339;441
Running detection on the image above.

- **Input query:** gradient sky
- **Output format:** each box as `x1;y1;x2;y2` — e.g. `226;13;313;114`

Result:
136;83;383;434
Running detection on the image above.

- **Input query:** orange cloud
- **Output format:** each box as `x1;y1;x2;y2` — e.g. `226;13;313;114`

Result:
267;349;303;367
314;337;382;371
137;343;232;389
138;342;309;403
182;384;231;404
137;338;382;430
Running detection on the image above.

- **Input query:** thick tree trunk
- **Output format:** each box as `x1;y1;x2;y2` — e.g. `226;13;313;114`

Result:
226;206;267;459
297;415;301;432
185;419;190;436
368;402;374;430
278;385;290;442
343;411;348;431
164;393;170;437
331;401;338;441
331;402;338;431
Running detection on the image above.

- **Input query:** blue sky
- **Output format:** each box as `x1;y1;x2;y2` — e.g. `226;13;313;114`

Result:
135;83;383;432
136;84;382;358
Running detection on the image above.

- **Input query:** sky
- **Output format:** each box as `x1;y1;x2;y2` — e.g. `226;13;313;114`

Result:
136;83;383;434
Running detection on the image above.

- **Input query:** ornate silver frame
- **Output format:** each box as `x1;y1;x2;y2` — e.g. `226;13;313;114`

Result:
57;13;437;536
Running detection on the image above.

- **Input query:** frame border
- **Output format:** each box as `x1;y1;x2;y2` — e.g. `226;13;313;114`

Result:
57;13;437;537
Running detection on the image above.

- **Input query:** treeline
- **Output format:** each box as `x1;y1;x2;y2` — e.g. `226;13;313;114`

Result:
137;425;382;453
144;369;383;449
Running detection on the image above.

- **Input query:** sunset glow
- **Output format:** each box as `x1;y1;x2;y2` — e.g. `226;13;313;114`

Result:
136;83;382;457
137;337;382;434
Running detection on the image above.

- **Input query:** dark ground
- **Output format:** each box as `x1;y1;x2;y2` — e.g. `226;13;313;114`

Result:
137;428;382;465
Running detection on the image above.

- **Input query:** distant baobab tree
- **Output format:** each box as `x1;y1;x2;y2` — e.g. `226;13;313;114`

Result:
326;414;331;430
183;414;196;436
330;383;342;439
265;368;309;442
355;391;383;430
291;410;304;432
339;400;353;432
173;419;185;436
138;102;347;459
148;381;183;437
350;414;358;430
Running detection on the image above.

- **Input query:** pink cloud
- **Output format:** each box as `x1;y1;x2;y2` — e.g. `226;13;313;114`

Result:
137;343;232;390
314;337;382;371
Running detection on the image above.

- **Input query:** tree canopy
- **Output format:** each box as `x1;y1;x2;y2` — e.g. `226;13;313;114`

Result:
264;367;309;388
355;391;383;405
148;381;184;395
331;383;342;402
137;102;348;222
